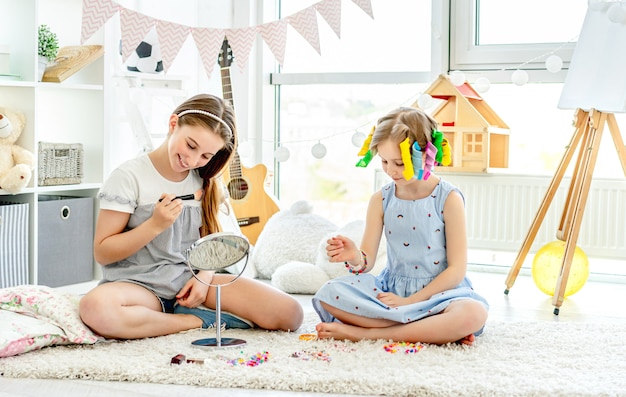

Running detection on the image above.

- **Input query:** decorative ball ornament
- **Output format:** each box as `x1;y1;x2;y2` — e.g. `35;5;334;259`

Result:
532;241;589;297
511;69;529;86
607;3;626;23
545;55;563;73
351;131;366;147
473;77;491;93
311;142;327;159
274;146;290;162
125;29;164;74
417;93;434;109
449;71;466;86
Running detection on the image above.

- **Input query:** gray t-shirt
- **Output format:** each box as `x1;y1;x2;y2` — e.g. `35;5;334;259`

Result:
97;154;203;299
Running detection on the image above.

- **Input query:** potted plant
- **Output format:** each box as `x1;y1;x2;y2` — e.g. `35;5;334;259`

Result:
37;24;59;81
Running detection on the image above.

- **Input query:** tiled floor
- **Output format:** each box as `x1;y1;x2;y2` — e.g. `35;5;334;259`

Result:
1;269;625;397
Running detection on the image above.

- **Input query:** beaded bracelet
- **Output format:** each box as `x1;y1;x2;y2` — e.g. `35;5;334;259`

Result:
345;250;367;274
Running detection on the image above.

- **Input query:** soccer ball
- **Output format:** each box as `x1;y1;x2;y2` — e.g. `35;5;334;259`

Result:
123;29;163;74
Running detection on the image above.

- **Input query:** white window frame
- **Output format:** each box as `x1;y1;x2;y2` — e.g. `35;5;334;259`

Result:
449;0;577;83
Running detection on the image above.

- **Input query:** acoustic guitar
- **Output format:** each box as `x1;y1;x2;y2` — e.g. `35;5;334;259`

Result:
219;40;280;245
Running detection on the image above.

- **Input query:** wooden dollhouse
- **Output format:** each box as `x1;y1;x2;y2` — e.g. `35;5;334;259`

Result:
414;74;510;173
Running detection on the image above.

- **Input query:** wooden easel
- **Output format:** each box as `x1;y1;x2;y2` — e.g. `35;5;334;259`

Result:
504;108;626;314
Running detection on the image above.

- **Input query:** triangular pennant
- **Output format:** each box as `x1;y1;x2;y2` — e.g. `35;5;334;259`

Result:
225;27;258;71
351;0;374;19
191;28;225;79
81;0;119;44
258;20;288;67
120;9;156;62
155;20;191;73
315;0;342;38
288;6;321;55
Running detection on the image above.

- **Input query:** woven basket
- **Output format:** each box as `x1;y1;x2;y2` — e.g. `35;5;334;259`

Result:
38;142;84;186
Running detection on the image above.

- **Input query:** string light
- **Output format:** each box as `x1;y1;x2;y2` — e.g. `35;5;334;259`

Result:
416;93;434;109
311;141;327;159
274;146;290;162
607;2;626;22
473;77;490;93
266;7;626;162
511;69;529;86
351;130;366;147
545;55;563;73
448;71;466;86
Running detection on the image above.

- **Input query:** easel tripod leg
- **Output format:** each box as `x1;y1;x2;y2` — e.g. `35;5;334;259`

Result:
552;111;606;311
503;110;587;294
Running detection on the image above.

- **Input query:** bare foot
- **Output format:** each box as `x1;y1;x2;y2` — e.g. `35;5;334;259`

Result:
316;322;365;342
457;333;475;346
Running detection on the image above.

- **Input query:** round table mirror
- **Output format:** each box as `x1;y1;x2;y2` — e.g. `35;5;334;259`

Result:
185;232;250;348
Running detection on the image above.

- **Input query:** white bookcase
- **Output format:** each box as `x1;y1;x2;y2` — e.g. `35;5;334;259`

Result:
0;0;111;286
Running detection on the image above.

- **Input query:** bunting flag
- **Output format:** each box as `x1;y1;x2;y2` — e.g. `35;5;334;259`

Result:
156;21;191;73
351;0;374;19
288;7;321;55
259;20;288;66
119;9;155;62
315;0;342;38
81;0;374;79
81;0;118;44
191;28;225;78
225;27;258;71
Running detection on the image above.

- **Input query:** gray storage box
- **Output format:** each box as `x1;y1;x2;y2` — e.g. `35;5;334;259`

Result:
0;202;29;288
38;196;94;287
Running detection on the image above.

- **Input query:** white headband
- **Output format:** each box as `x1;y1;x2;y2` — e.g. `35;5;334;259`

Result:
177;109;233;138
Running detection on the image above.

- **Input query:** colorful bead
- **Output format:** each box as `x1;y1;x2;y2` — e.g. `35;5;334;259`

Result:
344;250;368;275
224;351;270;366
383;342;424;354
291;350;331;362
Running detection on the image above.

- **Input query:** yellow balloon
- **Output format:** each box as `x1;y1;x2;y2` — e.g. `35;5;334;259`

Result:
531;241;589;297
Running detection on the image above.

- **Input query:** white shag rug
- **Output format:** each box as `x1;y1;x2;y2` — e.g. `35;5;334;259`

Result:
1;313;625;397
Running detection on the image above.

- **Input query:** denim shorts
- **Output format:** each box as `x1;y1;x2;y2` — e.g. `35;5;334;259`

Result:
158;297;178;314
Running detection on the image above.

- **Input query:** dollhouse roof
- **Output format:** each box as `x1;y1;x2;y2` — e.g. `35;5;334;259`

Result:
416;74;509;131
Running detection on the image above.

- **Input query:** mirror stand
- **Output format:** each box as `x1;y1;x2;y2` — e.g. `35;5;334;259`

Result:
190;283;247;348
185;232;250;349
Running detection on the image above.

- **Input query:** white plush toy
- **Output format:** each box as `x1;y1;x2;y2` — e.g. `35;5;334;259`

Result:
0;107;35;194
271;219;387;294
250;200;387;294
250;200;338;279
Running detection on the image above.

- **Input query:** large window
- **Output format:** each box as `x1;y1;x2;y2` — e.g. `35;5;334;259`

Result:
451;0;587;76
269;0;625;228
449;0;624;181
268;0;434;224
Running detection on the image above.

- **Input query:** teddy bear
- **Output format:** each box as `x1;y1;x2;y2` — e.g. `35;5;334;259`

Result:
0;107;35;194
248;200;387;294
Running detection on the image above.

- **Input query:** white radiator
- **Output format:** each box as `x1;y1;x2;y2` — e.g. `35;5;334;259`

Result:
0;202;29;288
444;174;626;259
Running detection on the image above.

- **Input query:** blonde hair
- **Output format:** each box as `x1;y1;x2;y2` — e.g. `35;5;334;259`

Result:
369;107;438;155
172;94;237;237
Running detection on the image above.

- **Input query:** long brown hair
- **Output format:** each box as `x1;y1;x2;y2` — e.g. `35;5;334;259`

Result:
172;94;237;237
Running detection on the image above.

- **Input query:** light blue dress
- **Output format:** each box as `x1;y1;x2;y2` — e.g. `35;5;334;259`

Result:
312;179;489;335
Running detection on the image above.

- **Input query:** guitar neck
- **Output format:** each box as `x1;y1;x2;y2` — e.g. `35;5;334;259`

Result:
219;63;243;181
220;67;233;104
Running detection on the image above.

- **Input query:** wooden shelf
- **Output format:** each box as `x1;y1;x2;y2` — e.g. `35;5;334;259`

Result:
42;45;104;83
